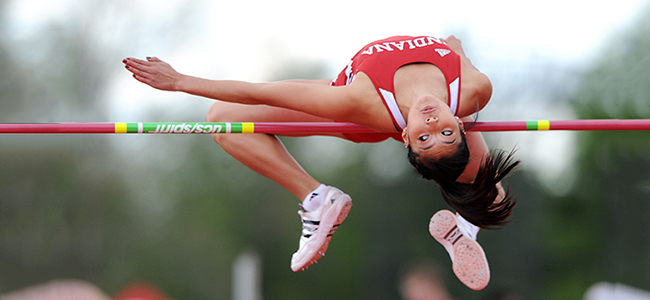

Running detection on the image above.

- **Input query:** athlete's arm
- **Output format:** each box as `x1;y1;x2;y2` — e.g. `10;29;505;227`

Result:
123;57;363;121
456;119;487;184
456;118;505;204
283;79;333;85
442;35;493;111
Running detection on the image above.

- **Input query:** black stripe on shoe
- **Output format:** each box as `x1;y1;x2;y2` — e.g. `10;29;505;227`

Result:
303;220;320;225
451;233;463;245
444;225;458;239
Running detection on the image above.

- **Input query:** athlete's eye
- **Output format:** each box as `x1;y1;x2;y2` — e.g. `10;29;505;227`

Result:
442;130;453;136
418;135;429;141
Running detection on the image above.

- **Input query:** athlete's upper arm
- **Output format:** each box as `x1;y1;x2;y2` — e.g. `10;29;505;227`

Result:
473;72;493;108
457;117;490;184
461;70;492;112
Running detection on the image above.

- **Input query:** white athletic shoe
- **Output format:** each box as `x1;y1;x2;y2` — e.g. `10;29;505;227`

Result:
429;210;490;290
291;186;352;272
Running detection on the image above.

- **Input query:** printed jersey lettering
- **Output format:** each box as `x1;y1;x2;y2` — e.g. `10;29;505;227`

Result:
360;36;445;55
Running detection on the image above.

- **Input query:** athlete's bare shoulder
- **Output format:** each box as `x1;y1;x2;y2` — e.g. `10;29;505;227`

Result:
440;36;493;114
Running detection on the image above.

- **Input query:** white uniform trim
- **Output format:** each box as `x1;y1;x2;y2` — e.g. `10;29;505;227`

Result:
378;88;407;130
449;78;460;116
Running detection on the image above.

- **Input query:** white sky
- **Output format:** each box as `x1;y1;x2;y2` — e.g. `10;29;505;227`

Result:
4;0;649;190
8;0;645;74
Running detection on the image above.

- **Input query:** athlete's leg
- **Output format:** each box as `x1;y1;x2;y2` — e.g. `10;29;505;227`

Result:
207;101;345;201
207;101;352;272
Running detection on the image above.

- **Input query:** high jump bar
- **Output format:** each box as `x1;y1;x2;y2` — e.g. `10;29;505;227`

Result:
0;119;649;134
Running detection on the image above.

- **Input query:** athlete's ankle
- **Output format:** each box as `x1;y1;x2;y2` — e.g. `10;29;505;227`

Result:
302;184;327;211
456;213;480;240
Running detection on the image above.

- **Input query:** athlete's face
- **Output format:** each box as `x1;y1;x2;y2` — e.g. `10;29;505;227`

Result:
402;95;464;160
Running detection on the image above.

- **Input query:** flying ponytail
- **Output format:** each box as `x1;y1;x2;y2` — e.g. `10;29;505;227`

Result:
407;132;520;229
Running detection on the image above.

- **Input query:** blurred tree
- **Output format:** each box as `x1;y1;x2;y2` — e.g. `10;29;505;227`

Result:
0;0;130;294
0;0;231;299
2;1;650;299
538;7;650;299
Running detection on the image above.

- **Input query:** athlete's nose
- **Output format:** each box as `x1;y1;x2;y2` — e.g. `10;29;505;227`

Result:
426;116;438;124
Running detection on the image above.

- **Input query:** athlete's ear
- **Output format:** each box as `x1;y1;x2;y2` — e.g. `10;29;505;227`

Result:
401;128;409;148
455;116;466;134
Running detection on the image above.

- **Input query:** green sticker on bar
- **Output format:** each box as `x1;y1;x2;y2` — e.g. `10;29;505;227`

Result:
127;123;140;133
231;123;242;133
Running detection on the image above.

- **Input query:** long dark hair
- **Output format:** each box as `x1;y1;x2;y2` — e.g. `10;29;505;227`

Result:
407;131;520;229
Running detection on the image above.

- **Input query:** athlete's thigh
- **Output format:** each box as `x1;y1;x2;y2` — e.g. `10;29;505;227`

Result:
207;101;347;138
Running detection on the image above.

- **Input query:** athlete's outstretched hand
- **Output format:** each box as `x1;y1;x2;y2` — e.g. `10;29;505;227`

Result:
123;57;183;91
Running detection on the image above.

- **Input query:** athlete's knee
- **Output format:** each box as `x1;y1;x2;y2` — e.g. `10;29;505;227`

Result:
207;102;239;145
206;101;233;123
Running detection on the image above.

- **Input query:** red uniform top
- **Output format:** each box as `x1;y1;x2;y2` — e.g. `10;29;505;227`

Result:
331;36;461;143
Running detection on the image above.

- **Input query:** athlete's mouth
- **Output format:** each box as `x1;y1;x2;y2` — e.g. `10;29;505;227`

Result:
421;106;437;113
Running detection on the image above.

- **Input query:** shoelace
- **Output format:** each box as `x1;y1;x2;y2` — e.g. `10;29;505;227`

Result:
301;220;319;238
299;205;320;239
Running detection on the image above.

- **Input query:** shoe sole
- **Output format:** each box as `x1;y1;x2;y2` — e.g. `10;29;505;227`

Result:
429;210;490;290
291;192;352;272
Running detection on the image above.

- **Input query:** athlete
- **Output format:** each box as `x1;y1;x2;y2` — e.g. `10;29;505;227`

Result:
123;35;519;290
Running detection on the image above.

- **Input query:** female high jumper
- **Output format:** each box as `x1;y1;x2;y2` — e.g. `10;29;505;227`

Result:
123;35;519;291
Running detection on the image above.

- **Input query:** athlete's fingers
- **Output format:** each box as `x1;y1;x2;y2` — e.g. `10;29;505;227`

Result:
123;57;180;91
132;73;153;87
125;63;153;82
123;57;156;75
126;57;150;65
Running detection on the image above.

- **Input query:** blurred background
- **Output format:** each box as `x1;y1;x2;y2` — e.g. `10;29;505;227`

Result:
1;0;649;299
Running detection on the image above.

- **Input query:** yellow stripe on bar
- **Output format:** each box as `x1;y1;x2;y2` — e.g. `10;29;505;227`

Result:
538;120;550;130
242;122;254;133
115;123;127;133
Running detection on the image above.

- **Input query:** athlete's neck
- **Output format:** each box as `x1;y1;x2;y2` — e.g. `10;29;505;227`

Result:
394;64;449;119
